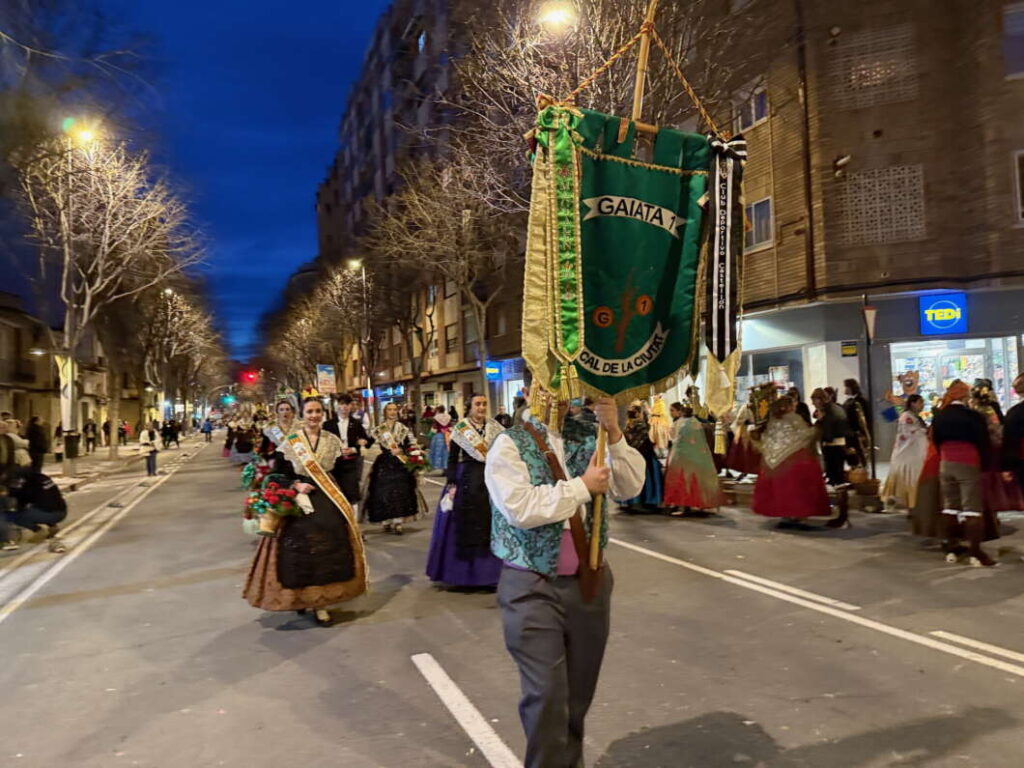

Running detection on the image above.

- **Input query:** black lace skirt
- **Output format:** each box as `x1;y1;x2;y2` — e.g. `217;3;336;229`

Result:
452;460;492;558
276;487;356;590
364;453;419;522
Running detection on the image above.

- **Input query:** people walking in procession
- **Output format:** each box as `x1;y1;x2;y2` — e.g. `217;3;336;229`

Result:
426;394;503;588
484;374;644;768
662;405;724;515
882;394;929;509
1002;372;1024;493
812;388;854;487
364;402;425;534
842;378;871;468
243;397;367;625
323;394;373;515
971;378;1024;512
428;405;452;470
751;396;837;528
931;380;999;567
621;405;663;511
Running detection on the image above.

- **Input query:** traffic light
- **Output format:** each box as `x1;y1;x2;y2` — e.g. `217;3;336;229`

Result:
222;394;237;405
240;370;259;384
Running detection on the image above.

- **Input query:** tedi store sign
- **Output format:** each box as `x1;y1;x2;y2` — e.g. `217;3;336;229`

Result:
919;292;968;336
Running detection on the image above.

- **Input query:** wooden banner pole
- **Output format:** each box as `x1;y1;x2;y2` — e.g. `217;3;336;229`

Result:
589;0;661;572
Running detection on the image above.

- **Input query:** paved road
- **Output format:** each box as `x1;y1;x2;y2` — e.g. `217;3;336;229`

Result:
2;444;1024;767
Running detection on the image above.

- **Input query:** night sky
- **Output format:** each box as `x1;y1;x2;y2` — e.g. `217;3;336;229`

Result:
110;0;390;359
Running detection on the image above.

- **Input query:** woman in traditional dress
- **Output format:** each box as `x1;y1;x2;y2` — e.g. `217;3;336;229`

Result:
243;397;367;625
881;394;928;509
662;406;725;515
726;402;761;480
248;399;297;489
428;405;452;471
751;396;835;527
622;406;663;510
972;379;1024;512
364;402;425;534
426;394;504;587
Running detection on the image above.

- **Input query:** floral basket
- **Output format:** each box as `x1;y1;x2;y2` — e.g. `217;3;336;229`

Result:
402;444;432;475
243;475;300;536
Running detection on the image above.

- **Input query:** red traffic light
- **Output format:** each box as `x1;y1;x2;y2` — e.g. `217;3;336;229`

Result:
240;370;259;384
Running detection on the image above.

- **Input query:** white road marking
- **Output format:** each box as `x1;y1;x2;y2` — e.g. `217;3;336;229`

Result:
930;631;1024;665
0;444;206;627
412;652;520;768
609;537;1024;680
724;570;861;611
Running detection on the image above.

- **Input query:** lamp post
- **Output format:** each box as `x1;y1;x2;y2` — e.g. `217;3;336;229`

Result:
347;258;374;428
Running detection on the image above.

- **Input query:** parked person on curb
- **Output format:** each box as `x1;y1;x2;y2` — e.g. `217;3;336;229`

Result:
26;416;50;473
139;424;160;477
812;388;853;487
4;469;68;552
1002;372;1024;492
932;379;999;567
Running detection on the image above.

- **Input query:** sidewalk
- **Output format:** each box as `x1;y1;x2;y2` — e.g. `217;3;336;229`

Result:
43;439;197;493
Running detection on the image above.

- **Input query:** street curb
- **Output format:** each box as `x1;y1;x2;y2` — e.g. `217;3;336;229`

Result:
54;438;202;493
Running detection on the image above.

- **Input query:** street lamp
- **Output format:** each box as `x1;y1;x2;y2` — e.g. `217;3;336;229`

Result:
29;347;47;356
538;1;577;33
347;258;363;271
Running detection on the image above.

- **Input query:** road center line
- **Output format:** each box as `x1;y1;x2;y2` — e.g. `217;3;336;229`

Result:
411;652;520;768
930;631;1024;665
724;569;861;611
609;537;1024;680
0;443;205;628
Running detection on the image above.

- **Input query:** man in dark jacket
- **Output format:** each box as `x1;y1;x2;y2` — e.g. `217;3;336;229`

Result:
323;394;374;509
842;379;871;467
932;379;996;567
1002;372;1024;491
3;469;68;552
811;388;854;486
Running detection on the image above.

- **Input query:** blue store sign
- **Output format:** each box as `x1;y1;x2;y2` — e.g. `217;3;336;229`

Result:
485;360;504;382
919;292;968;336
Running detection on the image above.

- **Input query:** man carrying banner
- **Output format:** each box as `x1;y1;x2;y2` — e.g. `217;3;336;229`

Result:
484;370;643;768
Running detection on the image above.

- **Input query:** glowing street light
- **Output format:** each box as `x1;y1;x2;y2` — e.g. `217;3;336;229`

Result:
538;1;577;34
346;258;363;272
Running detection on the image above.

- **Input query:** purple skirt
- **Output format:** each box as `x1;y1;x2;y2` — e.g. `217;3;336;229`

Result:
425;498;502;587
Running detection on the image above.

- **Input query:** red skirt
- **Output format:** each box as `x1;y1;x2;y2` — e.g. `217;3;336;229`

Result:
663;466;725;509
753;449;830;518
727;437;761;475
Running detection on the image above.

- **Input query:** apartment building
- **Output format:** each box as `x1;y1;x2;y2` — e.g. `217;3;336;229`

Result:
316;0;527;412
726;0;1024;453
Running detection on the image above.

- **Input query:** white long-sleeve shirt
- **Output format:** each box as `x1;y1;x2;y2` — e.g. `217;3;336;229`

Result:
485;414;645;530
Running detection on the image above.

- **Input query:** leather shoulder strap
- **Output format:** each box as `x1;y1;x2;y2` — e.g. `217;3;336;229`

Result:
523;422;566;482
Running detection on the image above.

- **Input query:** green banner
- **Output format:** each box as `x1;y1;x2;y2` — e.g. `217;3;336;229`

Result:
524;106;710;401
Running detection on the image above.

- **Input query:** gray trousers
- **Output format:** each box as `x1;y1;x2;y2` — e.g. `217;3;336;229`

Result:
497;564;613;768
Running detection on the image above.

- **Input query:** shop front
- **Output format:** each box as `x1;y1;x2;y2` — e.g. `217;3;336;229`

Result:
741;286;1024;461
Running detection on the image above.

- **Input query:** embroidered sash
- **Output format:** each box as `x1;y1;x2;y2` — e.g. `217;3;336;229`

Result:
452;419;489;462
268;426;368;587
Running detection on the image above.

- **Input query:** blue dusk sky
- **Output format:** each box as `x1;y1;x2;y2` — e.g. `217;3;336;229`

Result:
109;0;390;359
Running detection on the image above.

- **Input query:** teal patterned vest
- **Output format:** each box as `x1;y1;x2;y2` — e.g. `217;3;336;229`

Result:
490;416;608;575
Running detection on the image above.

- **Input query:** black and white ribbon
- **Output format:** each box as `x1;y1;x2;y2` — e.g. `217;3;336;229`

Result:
704;134;747;364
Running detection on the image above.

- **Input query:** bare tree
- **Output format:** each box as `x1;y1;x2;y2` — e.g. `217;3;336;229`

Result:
12;136;203;472
362;155;519;396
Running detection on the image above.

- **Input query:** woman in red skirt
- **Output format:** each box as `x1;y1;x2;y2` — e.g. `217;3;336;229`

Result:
752;396;833;527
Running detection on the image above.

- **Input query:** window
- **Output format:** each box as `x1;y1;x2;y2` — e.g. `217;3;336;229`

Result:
428;337;438;358
1014;151;1024;222
1006;4;1024;77
445;323;458;353
836;165;926;246
462;306;478;344
444;278;458;298
494;308;508;337
427;284;438;305
827;23;917;110
744;198;773;251
735;86;768;132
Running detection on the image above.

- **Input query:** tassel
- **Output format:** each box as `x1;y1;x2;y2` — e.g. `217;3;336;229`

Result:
714;418;727;455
